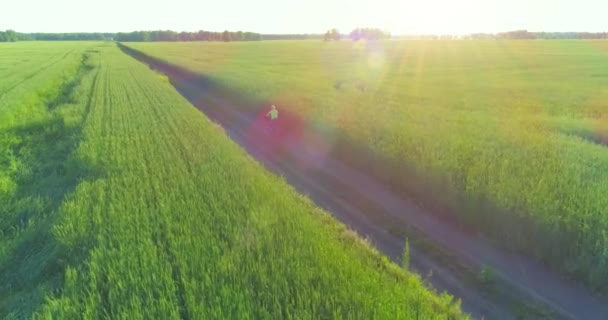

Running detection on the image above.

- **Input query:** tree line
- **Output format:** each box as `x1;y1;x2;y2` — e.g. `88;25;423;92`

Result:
0;31;112;41
466;30;608;40
5;28;605;43
324;29;341;41
322;28;391;41
349;28;390;40
114;30;262;42
262;34;324;40
0;30;261;42
0;30;18;42
24;33;112;41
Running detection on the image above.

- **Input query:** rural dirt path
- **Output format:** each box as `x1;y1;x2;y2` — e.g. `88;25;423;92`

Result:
121;44;608;320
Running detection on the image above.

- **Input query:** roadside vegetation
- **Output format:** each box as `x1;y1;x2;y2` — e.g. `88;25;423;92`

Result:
125;40;608;291
0;42;465;319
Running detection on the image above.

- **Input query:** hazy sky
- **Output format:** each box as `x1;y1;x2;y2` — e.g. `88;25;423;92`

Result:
2;0;606;34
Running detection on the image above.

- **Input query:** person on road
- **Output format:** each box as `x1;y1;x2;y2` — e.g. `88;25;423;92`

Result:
266;104;279;133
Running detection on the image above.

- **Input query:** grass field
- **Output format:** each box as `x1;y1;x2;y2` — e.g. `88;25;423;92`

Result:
0;42;95;315
0;42;465;318
126;40;608;290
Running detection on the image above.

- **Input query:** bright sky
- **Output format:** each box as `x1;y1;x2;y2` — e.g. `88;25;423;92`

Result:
1;0;606;35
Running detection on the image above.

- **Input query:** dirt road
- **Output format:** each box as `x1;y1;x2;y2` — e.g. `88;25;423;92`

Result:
121;44;608;320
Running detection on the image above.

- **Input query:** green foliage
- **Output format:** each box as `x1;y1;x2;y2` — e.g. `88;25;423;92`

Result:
402;238;410;270
0;42;466;319
126;40;608;291
0;30;18;42
477;265;496;286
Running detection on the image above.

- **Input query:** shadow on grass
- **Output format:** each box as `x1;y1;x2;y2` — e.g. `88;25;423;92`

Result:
563;129;608;147
0;55;103;318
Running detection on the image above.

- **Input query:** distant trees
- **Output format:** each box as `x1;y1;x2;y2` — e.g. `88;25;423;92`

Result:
6;28;607;43
324;29;341;41
496;30;536;39
465;33;495;40
262;34;323;40
114;30;262;42
222;30;231;42
114;31;149;42
465;30;608;40
18;33;110;41
0;30;18;42
2;30;252;42
349;28;390;41
533;32;608;39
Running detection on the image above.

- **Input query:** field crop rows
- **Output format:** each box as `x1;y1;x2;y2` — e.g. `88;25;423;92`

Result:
0;42;465;319
126;40;608;290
